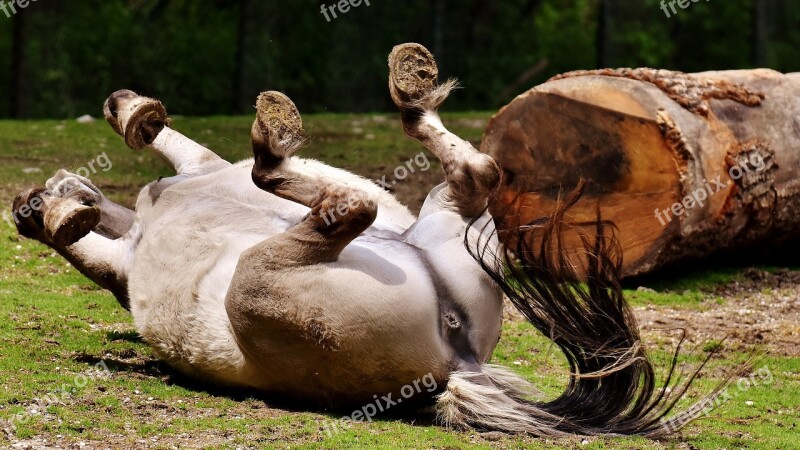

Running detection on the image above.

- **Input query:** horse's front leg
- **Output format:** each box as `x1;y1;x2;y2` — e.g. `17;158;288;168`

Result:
103;90;231;177
13;181;138;309
389;44;501;218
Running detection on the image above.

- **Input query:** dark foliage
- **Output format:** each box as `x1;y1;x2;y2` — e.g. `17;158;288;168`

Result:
1;0;798;118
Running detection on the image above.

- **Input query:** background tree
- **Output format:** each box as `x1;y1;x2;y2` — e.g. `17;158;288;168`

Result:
1;0;798;118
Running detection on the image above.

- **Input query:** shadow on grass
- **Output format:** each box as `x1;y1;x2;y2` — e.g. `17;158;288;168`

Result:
106;329;143;343
623;238;800;292
71;346;440;426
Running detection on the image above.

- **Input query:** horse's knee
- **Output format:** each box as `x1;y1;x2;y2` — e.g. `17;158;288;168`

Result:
310;187;377;236
433;152;500;217
274;197;375;264
451;152;501;197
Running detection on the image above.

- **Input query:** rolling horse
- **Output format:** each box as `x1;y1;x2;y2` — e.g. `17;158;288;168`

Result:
12;43;723;437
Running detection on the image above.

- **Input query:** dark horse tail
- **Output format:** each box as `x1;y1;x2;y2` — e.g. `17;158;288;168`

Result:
435;181;743;437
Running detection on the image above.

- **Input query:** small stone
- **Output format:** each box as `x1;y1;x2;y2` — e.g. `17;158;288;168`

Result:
76;115;95;124
480;431;505;441
745;401;754;406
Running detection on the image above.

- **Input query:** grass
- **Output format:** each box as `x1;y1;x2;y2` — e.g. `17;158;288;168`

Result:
0;115;798;449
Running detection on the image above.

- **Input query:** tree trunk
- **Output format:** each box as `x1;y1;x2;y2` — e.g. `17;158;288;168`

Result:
232;0;253;115
596;0;610;68
10;12;24;118
483;68;800;277
753;0;769;67
432;0;446;63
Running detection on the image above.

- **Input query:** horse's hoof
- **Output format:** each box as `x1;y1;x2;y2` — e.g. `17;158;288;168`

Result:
252;91;305;160
44;199;101;247
388;43;440;109
103;89;170;150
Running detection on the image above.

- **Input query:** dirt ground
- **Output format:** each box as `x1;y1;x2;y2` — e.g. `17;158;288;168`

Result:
636;268;800;358
500;267;800;359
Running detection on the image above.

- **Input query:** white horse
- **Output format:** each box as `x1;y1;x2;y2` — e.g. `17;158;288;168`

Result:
12;44;717;437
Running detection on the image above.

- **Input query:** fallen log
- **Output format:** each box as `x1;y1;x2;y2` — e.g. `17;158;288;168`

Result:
483;68;800;277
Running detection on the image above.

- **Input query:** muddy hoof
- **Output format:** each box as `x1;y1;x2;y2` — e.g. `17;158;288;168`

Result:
388;43;440;109
252;91;305;160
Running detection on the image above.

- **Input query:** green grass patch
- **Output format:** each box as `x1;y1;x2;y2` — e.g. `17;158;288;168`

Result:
0;116;798;448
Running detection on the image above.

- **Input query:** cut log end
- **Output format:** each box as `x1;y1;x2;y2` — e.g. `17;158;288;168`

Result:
486;86;684;276
485;70;800;277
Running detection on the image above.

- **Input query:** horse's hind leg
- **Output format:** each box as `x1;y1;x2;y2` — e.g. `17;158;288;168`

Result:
103;90;230;176
388;43;512;405
225;92;384;397
248;91;378;262
389;44;501;218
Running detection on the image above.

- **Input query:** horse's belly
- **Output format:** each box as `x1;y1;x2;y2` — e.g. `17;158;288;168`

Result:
230;239;452;400
128;212;439;391
127;224;271;385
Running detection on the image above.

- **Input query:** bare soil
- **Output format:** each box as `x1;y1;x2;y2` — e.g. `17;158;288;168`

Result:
636;268;800;357
502;267;800;358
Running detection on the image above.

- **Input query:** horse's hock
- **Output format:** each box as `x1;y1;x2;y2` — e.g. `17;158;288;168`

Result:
485;68;800;277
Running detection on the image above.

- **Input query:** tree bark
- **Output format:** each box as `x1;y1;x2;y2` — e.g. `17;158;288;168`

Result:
484;68;800;277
